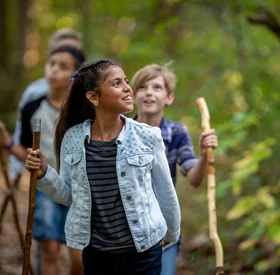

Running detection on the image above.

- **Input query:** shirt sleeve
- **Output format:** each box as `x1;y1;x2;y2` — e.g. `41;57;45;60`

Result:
36;134;72;206
151;127;181;243
177;124;198;175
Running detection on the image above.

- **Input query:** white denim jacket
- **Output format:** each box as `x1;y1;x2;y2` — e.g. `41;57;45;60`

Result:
37;115;181;252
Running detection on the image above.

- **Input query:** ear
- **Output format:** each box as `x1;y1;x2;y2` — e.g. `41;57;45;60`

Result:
86;91;99;103
165;92;175;106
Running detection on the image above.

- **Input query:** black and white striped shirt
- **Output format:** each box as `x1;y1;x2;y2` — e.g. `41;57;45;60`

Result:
85;138;135;252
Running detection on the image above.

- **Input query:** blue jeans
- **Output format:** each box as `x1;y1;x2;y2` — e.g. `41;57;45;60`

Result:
82;245;162;275
161;241;180;275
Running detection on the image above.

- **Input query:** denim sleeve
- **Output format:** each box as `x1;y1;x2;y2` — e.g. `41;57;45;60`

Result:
177;125;198;176
8;78;49;178
36;137;72;206
151;127;181;243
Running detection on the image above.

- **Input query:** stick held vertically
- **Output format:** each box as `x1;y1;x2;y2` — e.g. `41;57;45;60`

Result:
22;119;41;275
196;98;224;274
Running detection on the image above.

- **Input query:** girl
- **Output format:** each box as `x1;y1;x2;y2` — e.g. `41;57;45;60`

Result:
0;45;85;275
131;63;218;275
25;59;181;275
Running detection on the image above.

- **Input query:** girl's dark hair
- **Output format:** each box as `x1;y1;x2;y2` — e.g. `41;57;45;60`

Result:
49;45;86;69
55;59;119;170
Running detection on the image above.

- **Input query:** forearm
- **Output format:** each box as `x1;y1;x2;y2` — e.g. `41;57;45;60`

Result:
187;154;208;188
37;165;72;206
9;143;28;162
1;133;28;162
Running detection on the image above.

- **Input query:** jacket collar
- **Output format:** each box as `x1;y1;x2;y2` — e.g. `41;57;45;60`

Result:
82;114;128;145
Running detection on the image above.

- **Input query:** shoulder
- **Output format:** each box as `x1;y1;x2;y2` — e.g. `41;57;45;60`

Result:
125;117;158;136
21;95;47;115
24;78;49;92
19;78;49;109
165;119;190;135
64;123;84;140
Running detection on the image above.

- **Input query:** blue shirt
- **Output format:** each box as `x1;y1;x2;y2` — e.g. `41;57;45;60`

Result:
160;118;198;185
133;116;198;185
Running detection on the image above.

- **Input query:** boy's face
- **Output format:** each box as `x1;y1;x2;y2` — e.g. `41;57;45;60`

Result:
45;52;76;90
134;75;174;116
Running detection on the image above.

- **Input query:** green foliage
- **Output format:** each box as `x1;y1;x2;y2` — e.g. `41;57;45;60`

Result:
2;0;280;272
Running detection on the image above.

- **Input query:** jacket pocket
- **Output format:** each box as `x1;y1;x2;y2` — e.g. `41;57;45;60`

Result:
127;155;154;168
127;154;154;181
64;152;83;179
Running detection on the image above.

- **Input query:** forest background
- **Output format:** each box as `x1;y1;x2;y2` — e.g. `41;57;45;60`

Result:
1;0;280;274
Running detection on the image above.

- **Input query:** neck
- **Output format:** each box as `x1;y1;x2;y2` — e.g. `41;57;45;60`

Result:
48;88;69;109
137;112;163;127
91;112;124;141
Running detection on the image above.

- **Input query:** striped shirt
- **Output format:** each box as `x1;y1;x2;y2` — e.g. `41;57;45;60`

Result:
85;138;135;252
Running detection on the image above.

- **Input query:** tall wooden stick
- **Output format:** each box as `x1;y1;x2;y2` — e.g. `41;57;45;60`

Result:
0;134;25;249
22;119;41;275
196;97;224;274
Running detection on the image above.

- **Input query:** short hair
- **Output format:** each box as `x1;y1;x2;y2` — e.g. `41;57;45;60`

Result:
131;62;177;95
48;28;82;52
48;46;85;70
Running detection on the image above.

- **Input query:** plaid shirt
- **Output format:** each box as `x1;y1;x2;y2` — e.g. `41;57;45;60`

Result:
134;116;198;185
160;118;198;185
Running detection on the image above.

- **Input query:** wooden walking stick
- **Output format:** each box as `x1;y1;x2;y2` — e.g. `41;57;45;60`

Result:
22;119;41;275
0;133;25;248
196;97;224;274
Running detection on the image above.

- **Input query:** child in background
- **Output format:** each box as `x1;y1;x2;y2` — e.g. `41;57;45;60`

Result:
9;28;83;179
25;59;181;275
131;63;218;275
0;45;85;275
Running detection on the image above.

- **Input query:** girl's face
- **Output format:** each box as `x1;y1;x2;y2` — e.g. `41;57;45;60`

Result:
45;52;76;90
134;75;174;116
96;66;134;114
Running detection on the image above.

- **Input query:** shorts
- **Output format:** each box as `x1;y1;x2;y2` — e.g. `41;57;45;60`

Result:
32;190;69;243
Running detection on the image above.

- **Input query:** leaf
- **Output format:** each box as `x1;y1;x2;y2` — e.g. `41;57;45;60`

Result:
226;196;258;220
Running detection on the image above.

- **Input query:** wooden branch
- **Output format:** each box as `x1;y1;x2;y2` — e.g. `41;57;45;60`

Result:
22;119;41;275
247;8;280;39
0;173;22;234
0;134;34;275
0;134;25;247
196;97;224;275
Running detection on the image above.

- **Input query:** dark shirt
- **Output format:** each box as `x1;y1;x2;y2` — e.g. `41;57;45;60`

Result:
85;138;135;252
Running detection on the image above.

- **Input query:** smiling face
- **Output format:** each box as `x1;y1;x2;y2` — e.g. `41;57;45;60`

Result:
87;66;134;115
134;75;174;117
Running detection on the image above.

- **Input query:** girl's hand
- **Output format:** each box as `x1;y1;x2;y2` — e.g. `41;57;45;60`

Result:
199;129;218;157
25;148;48;179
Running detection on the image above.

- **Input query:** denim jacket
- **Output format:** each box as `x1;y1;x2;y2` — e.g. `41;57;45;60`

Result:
37;115;181;252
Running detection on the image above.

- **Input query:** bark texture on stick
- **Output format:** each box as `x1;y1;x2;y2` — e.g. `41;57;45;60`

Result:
22;119;41;275
196;97;224;274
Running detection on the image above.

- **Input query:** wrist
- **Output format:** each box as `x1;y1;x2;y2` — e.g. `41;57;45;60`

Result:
4;139;15;151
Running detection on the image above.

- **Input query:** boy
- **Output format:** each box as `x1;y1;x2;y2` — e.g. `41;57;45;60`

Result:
9;28;83;178
0;45;85;275
131;63;218;275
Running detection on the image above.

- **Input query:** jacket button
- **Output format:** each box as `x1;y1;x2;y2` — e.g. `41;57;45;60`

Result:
126;196;131;200
132;220;137;224
141;245;145;249
121;171;126;177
